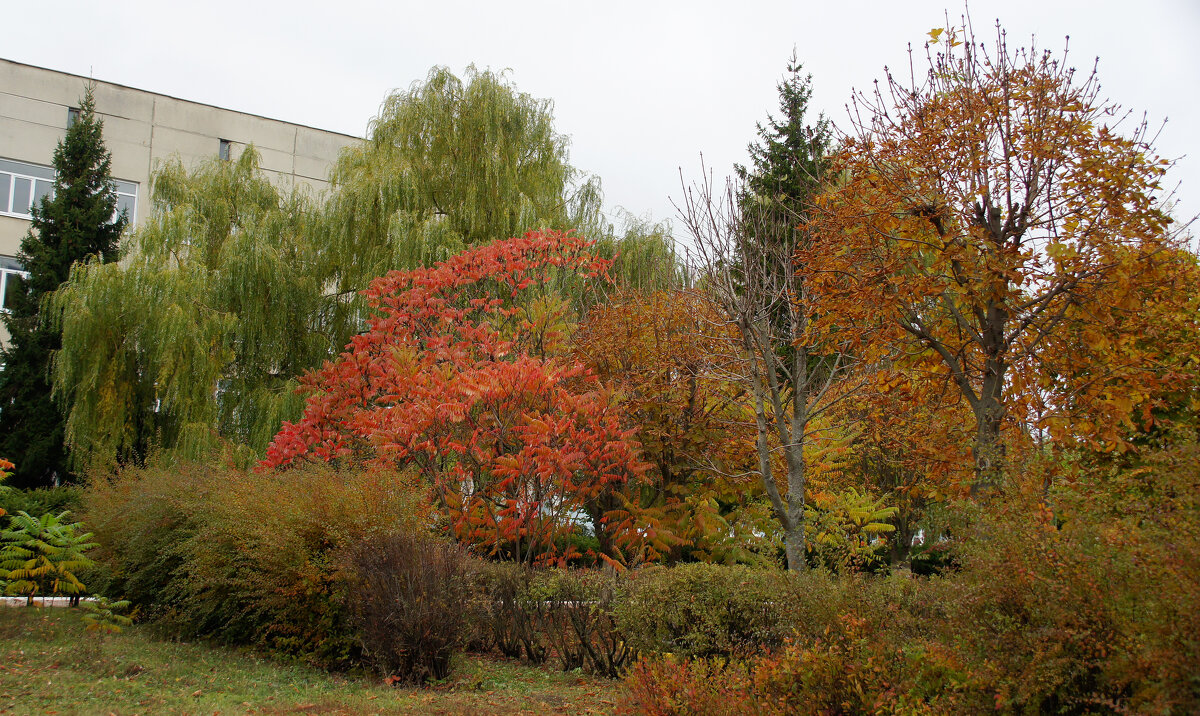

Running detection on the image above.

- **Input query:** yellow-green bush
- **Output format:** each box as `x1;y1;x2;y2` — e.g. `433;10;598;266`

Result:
83;461;427;669
614;563;801;660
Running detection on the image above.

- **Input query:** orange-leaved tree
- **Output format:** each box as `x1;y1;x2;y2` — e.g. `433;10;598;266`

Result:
0;458;12;517
574;289;761;563
261;231;648;565
803;21;1187;492
1033;244;1200;454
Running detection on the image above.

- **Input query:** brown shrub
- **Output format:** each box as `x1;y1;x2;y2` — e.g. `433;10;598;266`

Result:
346;531;475;683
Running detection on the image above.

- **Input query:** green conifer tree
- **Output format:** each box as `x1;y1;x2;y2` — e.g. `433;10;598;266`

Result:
0;86;126;487
736;51;831;243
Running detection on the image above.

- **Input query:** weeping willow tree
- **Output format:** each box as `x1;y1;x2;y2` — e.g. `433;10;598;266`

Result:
319;66;596;281
51;66;682;471
50;150;328;469
593;210;683;292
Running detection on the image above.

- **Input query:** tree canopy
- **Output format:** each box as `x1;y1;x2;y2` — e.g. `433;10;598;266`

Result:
52;150;320;469
802;24;1189;491
50;66;681;472
262;231;648;565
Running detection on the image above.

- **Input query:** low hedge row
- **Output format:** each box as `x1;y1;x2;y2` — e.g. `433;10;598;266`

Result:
470;562;861;675
83;461;829;682
83;461;431;672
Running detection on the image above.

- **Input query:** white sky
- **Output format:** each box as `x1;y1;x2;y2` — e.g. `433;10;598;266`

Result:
9;0;1200;238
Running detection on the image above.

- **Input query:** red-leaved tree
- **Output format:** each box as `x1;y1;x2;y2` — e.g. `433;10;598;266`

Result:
262;231;648;565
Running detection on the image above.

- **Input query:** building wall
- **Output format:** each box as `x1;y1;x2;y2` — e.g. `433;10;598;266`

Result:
0;57;362;344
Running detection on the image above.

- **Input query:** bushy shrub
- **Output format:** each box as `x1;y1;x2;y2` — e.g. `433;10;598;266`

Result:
622;443;1200;713
0;487;85;527
621;657;756;716
927;446;1200;713
83;461;427;669
615;563;796;660
346;531;475;683
472;564;635;675
531;568;635;676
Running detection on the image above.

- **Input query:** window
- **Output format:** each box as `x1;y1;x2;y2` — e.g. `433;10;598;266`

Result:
0;158;55;219
0;157;138;223
219;139;232;161
0;257;28;313
67;107;80;128
113;178;138;223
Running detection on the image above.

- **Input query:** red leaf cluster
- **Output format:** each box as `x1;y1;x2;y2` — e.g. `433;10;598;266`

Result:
262;231;647;564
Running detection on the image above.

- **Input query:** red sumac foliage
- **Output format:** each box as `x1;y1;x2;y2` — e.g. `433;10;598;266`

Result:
262;231;648;564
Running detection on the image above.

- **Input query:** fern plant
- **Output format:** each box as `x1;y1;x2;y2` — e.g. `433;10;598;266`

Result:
0;510;97;605
806;489;898;572
81;596;133;633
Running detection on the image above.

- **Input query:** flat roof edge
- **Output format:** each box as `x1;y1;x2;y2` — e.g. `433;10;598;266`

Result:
1;57;365;141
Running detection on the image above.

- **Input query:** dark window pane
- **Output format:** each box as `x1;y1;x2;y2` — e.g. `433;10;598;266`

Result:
3;272;24;311
0;174;9;212
11;177;31;216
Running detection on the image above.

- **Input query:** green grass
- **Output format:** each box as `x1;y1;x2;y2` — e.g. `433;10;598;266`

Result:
0;608;621;714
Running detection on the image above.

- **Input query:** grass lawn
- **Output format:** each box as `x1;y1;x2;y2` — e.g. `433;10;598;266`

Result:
0;608;621;715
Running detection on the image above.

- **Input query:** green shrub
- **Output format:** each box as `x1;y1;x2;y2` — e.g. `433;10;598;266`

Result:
614;563;796;660
346;531;474;683
530;568;635;677
0;488;85;528
82;461;427;669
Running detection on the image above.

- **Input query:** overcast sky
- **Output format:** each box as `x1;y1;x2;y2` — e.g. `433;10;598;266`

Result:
9;0;1199;239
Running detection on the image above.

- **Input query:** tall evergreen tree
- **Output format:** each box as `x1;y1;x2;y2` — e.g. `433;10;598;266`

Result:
0;86;126;487
736;51;832;241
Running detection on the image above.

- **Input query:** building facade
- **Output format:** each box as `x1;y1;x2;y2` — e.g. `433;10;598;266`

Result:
0;58;361;341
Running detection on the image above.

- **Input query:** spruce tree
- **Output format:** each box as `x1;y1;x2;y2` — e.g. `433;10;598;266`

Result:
736;51;831;232
0;86;125;487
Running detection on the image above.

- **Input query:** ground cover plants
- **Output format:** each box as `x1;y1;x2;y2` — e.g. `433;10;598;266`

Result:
0;608;620;714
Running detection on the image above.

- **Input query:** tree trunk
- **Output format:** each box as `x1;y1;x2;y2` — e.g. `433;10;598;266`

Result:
784;523;805;572
971;398;1005;496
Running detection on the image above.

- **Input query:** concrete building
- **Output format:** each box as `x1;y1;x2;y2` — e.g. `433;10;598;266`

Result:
0;57;361;336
